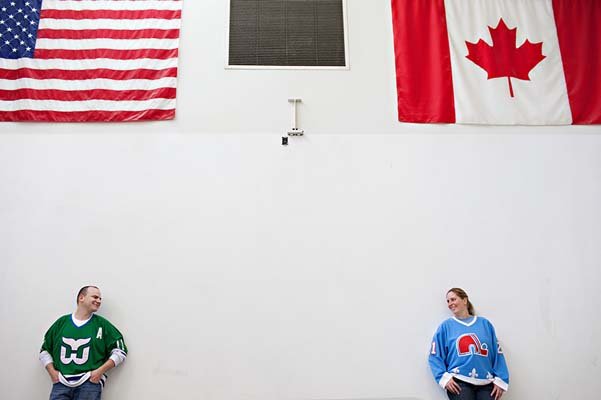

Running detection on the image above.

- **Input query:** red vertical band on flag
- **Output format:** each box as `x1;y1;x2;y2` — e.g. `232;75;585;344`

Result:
553;0;601;124
391;0;455;123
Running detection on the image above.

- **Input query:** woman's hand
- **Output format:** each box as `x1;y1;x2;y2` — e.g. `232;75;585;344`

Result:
445;377;461;394
491;383;505;400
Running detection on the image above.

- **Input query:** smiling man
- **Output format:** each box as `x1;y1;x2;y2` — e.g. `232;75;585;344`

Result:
39;286;128;400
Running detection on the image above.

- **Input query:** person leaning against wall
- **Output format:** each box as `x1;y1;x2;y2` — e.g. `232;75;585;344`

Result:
39;286;128;400
428;288;509;400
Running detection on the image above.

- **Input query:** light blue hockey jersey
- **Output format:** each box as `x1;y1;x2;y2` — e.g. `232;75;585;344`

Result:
428;316;509;391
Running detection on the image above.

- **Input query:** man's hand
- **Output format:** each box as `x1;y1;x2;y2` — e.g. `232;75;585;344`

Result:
89;369;104;384
445;377;461;395
89;359;116;384
45;365;59;383
491;383;505;400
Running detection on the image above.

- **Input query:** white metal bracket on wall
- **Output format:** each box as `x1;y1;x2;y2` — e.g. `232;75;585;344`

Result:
287;98;304;136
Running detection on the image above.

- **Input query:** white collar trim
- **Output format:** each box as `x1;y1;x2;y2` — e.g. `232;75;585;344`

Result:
453;315;477;327
71;313;92;327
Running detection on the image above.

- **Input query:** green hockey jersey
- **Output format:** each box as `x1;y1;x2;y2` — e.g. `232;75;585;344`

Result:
41;314;127;377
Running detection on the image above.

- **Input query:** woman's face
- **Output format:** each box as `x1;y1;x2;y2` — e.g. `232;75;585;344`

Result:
446;291;468;317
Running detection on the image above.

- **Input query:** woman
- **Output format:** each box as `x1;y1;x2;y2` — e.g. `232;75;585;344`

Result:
428;288;509;400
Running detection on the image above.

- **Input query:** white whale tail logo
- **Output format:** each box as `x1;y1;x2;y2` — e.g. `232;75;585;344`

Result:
60;337;91;365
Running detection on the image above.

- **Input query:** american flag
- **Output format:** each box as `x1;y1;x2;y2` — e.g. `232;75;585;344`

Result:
0;0;182;122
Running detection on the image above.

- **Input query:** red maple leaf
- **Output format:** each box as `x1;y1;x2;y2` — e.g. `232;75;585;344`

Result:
465;18;546;98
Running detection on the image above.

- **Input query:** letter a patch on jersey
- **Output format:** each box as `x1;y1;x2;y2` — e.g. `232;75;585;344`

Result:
96;327;103;339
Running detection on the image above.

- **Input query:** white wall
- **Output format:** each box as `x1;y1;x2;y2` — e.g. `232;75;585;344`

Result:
1;1;600;400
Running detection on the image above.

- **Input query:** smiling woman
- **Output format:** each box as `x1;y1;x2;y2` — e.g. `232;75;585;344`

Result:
445;288;474;319
428;288;510;400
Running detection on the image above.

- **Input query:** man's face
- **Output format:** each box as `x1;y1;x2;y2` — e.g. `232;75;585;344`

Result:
79;287;102;313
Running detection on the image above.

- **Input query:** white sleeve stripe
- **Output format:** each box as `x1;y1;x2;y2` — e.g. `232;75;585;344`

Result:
110;348;127;367
39;350;53;367
493;377;509;391
439;372;453;389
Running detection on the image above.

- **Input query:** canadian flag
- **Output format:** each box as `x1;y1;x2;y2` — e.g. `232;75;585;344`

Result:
391;0;601;124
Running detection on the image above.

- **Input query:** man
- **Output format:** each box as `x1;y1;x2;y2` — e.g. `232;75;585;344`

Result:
40;286;128;400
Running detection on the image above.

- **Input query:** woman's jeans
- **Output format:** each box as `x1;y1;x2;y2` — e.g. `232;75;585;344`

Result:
447;380;494;400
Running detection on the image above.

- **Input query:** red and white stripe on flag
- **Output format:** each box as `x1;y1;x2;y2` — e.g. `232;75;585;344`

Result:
0;0;182;122
391;0;601;125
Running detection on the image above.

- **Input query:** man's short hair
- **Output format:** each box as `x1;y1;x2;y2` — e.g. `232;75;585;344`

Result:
76;285;99;304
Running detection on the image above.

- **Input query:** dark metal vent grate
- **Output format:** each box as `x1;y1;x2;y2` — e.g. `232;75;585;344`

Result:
229;0;346;67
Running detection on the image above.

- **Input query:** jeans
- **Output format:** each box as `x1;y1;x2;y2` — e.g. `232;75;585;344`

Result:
447;380;494;400
49;381;102;400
